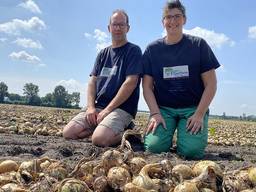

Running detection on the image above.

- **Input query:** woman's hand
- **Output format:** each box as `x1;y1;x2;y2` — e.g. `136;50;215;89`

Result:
186;113;204;134
145;113;166;135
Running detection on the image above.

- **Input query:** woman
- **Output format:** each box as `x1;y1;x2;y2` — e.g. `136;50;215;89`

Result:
142;0;220;159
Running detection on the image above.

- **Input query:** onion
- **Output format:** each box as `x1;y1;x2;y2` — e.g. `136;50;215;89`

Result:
200;188;215;192
56;178;92;192
248;167;256;186
1;183;27;192
129;157;147;176
192;160;223;178
101;150;123;172
132;163;162;191
93;176;109;192
174;181;199;192
107;166;131;190
172;164;193;180
123;182;150;192
0;174;15;186
46;162;68;181
0;160;19;174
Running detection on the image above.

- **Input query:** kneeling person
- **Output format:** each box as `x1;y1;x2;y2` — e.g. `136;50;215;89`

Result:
63;10;142;147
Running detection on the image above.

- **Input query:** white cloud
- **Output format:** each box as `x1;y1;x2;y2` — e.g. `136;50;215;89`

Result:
84;32;92;38
93;29;108;42
0;37;8;42
13;38;43;49
56;79;87;107
19;0;42;14
84;29;111;52
57;79;85;93
96;42;111;52
162;27;234;49
9;50;45;66
248;26;256;39
240;104;248;108
0;17;46;35
183;27;235;49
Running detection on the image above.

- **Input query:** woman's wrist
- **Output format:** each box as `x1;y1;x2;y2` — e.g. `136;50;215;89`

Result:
149;112;160;118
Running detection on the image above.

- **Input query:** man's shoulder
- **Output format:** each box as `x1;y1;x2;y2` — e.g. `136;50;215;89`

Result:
123;42;142;56
127;42;142;51
99;45;112;53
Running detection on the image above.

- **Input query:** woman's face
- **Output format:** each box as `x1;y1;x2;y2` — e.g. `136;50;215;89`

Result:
162;8;186;37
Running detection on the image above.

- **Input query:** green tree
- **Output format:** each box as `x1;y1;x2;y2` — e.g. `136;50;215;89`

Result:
53;85;68;108
70;92;80;107
41;93;54;106
0;82;8;103
23;83;41;105
8;93;22;101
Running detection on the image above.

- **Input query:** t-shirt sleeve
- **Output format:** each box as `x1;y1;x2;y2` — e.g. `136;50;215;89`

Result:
125;46;143;76
90;51;102;76
200;39;221;73
142;47;153;76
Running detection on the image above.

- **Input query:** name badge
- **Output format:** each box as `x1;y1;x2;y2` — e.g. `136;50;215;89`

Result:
163;65;189;79
100;66;117;77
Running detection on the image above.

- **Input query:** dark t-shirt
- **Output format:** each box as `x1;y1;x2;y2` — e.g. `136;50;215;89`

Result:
142;34;220;108
90;42;142;117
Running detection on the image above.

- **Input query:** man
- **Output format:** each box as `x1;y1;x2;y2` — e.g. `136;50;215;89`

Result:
63;10;142;147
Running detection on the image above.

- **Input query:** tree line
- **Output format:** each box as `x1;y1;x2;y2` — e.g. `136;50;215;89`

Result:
0;81;80;109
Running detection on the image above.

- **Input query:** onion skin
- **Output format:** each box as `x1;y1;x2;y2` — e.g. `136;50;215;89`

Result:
0;160;19;174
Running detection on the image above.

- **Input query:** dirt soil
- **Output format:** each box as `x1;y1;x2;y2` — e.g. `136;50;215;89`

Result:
0;132;255;171
0;104;255;173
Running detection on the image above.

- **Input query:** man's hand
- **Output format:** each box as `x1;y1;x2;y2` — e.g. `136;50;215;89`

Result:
86;107;98;127
186;113;204;134
97;108;112;124
145;113;166;135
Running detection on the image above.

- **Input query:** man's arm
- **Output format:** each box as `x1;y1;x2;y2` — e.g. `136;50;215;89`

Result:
187;69;217;134
96;75;138;123
86;76;98;126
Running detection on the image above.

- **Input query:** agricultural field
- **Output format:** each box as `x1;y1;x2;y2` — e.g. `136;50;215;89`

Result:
0;104;256;191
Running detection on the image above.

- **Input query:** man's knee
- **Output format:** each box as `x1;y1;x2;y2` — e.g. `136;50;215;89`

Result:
62;122;83;139
91;126;121;147
144;135;171;153
91;135;110;147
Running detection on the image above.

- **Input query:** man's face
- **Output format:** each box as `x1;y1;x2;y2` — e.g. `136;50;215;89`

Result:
162;8;186;36
108;12;129;42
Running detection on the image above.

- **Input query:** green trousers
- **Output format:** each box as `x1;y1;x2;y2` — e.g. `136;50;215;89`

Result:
144;106;208;159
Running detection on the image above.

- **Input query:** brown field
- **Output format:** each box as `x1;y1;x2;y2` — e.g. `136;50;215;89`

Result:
0;104;256;191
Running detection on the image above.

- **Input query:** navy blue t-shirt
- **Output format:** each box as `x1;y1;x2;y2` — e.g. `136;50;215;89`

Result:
90;42;142;118
142;34;220;108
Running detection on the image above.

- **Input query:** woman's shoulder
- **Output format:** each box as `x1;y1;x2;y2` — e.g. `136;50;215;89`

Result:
146;38;165;49
183;33;206;44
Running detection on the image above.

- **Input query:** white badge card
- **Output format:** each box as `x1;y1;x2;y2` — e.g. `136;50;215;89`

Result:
110;66;117;75
163;65;189;79
100;66;117;77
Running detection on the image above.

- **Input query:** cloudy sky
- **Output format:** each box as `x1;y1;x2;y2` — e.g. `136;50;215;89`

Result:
1;0;256;116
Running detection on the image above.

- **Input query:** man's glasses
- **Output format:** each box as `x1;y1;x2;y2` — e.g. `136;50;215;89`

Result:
110;23;128;29
164;14;183;21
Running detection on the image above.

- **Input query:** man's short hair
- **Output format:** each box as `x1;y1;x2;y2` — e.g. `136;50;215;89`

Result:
163;0;186;19
110;9;129;25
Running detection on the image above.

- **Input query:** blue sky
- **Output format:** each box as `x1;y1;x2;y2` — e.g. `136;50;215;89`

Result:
1;0;256;116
